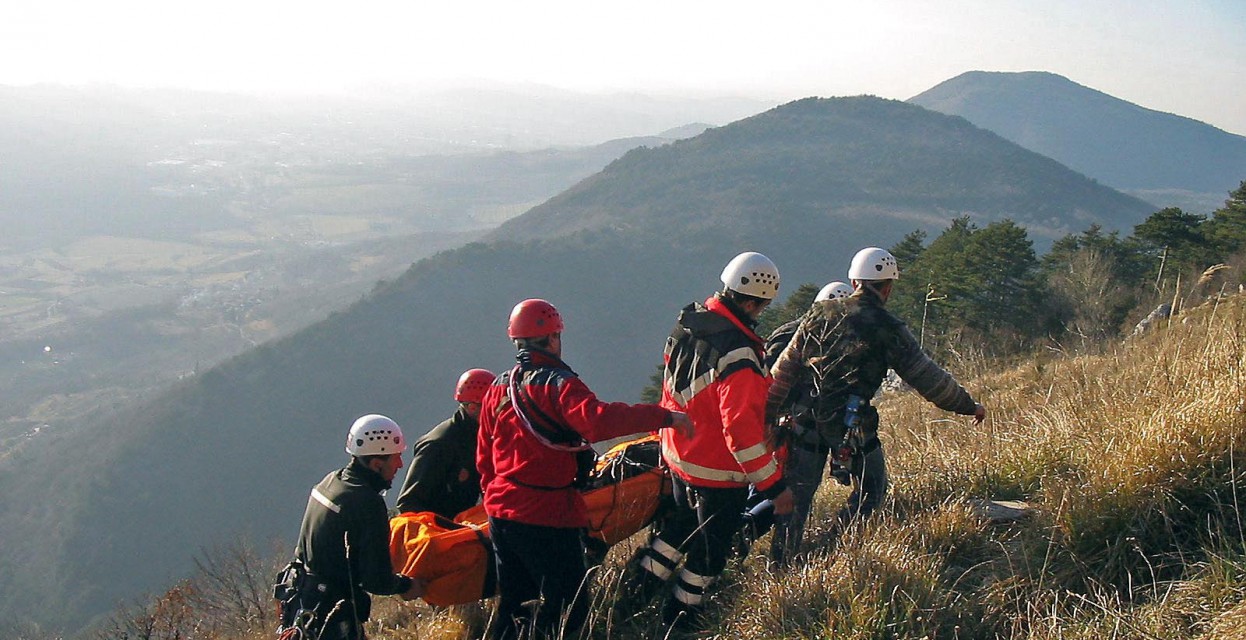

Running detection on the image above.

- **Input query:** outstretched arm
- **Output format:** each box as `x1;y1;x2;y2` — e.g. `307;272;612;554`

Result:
887;323;979;416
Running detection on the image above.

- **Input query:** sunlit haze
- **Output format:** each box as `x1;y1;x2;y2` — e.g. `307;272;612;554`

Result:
2;0;1244;133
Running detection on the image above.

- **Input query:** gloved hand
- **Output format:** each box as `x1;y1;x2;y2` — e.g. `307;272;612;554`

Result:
771;487;795;516
665;411;694;439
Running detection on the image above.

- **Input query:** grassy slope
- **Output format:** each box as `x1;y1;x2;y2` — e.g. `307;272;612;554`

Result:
723;292;1246;639
96;295;1246;640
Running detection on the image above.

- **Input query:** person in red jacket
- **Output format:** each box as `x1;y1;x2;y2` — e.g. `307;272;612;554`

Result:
477;298;691;640
625;252;795;630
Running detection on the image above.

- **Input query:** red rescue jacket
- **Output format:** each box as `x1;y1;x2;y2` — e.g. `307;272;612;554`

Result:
477;349;672;527
659;295;786;495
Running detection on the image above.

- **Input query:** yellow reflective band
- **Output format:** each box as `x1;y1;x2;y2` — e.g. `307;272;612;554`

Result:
640;556;674;580
746;458;780;484
732;441;769;464
662;443;750;484
677;568;714;588
651;537;682;562
673;586;705;605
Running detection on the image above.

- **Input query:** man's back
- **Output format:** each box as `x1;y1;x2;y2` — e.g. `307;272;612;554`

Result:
660;296;780;492
769;292;977;425
296;461;409;616
763;317;802;370
396;410;480;517
785;296;899;405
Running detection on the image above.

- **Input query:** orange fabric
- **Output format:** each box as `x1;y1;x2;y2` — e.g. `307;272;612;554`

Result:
595;434;659;471
455;503;487;525
388;512;493;607
390;436;670;604
455;469;665;544
585;434;668;544
584;467;666;545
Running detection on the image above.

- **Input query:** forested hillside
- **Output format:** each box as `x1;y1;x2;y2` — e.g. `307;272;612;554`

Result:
494;96;1151;245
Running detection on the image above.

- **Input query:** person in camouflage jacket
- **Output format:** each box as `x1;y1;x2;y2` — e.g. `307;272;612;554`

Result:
765;247;985;564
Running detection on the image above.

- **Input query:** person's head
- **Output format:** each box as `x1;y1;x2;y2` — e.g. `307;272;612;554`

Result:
719;251;780;320
455;368;494;419
346;414;407;482
848;247;899;301
814;281;854;302
508;298;564;356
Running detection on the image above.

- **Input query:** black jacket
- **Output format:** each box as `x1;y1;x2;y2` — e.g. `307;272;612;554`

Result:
395;407;481;517
764;318;802;370
295;459;411;620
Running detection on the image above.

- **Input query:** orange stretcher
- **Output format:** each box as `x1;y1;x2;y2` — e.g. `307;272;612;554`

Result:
389;436;669;606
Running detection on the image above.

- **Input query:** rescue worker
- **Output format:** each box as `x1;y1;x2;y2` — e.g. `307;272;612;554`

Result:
395;368;494;518
764;281;854;368
765;247;986;564
477;298;691;640
626;251;795;630
736;280;857;552
290;414;424;639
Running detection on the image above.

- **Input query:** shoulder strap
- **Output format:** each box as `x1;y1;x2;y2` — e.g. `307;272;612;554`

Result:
506;364;592;452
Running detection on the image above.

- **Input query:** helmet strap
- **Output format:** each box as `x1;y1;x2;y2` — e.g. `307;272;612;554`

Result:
857;280;893;302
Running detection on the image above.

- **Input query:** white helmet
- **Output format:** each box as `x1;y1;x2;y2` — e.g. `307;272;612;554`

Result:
815;281;854;301
345;414;406;457
848;247;899;281
720;251;780;300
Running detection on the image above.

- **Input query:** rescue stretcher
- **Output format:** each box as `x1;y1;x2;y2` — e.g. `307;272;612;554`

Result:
388;435;669;606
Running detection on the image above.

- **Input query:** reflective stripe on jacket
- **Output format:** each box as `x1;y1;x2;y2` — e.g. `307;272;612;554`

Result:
295;460;413;621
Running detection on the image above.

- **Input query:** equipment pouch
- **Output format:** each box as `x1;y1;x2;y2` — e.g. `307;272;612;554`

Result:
273;559;309;630
843;395;863;431
273;559;305;602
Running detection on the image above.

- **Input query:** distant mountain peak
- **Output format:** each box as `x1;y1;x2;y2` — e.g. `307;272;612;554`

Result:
910;70;1246;206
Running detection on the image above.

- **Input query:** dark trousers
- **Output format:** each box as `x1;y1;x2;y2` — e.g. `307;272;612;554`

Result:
770;440;888;563
488;516;591;640
648;477;749;615
289;589;366;640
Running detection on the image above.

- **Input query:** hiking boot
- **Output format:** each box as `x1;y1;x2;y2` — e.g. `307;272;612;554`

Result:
612;554;669;619
660;598;703;635
615;570;666;616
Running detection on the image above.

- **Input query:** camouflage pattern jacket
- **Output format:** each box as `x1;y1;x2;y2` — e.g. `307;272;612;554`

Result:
766;288;977;446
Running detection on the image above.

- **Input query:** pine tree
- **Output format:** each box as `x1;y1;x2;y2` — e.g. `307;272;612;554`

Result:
1205;180;1246;257
890;229;927;268
1132;207;1211;275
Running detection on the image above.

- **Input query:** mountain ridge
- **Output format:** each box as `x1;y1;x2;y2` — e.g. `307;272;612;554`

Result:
491;96;1152;244
909;70;1246;210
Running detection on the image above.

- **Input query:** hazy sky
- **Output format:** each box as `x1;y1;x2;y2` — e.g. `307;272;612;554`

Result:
3;0;1243;134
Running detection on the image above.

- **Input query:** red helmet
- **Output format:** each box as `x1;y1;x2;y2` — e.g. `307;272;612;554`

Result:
454;368;494;403
507;299;564;339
